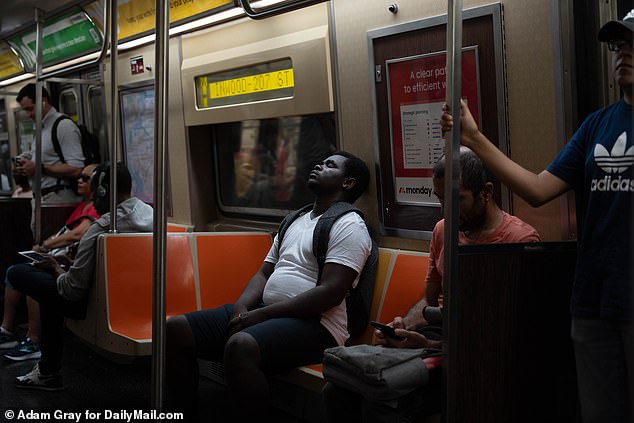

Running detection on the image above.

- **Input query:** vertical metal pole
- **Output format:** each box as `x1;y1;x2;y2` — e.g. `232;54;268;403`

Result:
443;1;462;423
109;0;119;232
151;0;169;411
33;8;43;245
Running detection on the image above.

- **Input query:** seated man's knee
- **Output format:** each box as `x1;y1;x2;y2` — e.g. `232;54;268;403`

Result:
166;315;195;356
224;332;260;365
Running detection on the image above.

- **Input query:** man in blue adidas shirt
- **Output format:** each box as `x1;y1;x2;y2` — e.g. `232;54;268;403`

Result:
441;10;633;423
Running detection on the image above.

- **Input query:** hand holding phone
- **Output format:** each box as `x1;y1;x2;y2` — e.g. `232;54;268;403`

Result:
370;320;406;341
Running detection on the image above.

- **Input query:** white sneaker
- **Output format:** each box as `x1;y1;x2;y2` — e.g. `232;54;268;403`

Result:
15;363;63;391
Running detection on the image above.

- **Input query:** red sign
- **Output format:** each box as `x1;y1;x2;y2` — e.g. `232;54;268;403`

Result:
387;48;480;179
130;56;145;75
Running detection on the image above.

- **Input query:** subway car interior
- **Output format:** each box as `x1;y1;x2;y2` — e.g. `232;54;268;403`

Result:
0;0;631;422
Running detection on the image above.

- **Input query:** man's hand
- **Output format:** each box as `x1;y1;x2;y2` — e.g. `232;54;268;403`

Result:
372;316;405;345
53;255;73;268
32;255;65;276
15;158;36;177
32;244;47;253
373;316;436;349
227;307;267;336
441;99;480;148
374;328;432;349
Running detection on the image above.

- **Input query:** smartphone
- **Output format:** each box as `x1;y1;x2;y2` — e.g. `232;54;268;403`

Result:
370;320;406;341
19;250;47;263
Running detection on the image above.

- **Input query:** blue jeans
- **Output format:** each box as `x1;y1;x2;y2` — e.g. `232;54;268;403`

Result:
571;317;633;423
6;263;86;374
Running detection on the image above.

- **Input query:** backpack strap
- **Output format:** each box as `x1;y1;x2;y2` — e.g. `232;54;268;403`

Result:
64;215;97;230
277;203;313;248
313;201;363;285
51;115;72;164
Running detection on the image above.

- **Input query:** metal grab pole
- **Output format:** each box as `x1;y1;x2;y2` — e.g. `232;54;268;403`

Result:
151;0;169;411
443;1;462;423
33;8;44;245
109;0;118;233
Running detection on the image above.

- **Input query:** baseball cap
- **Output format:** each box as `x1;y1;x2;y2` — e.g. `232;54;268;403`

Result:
598;9;634;41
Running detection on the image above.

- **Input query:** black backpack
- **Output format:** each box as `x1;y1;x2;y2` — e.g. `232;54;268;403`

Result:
277;202;379;338
52;115;101;166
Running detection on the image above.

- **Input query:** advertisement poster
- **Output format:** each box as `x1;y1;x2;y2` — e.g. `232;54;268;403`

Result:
117;0;232;40
0;42;24;79
8;10;102;70
387;48;480;205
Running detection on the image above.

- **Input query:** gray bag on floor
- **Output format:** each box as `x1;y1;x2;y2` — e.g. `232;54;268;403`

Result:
322;345;435;401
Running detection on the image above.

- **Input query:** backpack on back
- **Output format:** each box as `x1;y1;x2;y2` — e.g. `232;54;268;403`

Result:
277;202;379;338
52;115;102;166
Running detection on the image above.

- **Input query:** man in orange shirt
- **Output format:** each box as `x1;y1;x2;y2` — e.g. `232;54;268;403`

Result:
323;147;540;422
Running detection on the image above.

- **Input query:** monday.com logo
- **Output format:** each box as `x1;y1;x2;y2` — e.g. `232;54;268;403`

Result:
591;131;634;192
399;186;434;197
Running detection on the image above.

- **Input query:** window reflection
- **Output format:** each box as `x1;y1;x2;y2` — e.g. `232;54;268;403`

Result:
59;90;78;122
216;113;336;213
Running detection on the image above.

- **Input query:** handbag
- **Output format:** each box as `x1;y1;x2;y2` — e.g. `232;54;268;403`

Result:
322;345;441;401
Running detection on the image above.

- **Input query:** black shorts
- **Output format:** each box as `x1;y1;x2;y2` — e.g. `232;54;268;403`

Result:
185;304;337;372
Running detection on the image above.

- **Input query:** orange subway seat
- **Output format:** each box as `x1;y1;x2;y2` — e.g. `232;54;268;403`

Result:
377;252;429;324
105;234;197;340
196;233;273;310
167;223;190;232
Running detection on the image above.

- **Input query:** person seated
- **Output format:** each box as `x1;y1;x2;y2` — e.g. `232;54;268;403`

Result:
11;174;32;199
0;164;100;361
6;162;153;391
165;151;372;421
322;147;541;423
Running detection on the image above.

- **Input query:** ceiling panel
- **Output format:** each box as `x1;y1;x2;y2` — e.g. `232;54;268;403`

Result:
0;0;84;39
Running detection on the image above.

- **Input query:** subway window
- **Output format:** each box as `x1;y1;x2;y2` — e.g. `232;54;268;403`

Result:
88;86;108;162
214;113;336;215
59;89;78;122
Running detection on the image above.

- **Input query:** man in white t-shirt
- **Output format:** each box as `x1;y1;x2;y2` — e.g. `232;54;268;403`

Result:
166;151;372;421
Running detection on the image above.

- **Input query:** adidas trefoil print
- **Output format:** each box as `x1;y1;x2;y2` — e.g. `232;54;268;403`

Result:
591;131;634;192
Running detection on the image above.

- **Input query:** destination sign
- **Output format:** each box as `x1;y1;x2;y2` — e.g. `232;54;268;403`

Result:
195;58;294;108
207;69;294;99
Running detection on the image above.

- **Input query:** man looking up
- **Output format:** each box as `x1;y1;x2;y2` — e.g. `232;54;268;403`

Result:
166;151;372;421
323;147;540;423
14;83;83;204
441;11;633;423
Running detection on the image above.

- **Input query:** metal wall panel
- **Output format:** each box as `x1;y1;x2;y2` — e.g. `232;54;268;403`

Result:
331;0;564;242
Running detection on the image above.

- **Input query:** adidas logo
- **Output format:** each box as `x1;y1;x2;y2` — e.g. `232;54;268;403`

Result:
591;131;634;192
594;131;634;174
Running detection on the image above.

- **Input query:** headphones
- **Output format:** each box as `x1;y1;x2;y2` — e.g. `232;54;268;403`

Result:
95;167;108;198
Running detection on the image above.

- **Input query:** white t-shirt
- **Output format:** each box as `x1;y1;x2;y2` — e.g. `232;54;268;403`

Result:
263;210;372;345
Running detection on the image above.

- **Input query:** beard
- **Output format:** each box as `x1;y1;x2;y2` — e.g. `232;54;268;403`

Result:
459;201;486;232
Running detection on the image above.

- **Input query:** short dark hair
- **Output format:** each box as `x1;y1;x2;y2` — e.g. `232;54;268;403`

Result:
333;150;370;203
432;147;495;196
92;162;133;197
16;83;50;103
